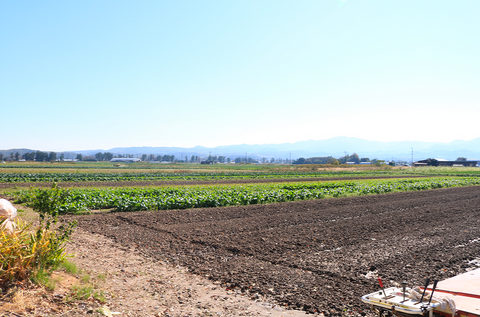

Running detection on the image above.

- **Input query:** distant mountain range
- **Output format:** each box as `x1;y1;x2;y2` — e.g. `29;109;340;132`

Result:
2;137;480;162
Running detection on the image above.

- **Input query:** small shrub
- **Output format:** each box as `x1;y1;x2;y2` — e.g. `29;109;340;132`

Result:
0;219;71;288
81;274;90;284
31;268;58;291
0;187;77;288
0;220;36;286
93;290;106;303
96;273;107;282
69;284;94;301
60;260;78;275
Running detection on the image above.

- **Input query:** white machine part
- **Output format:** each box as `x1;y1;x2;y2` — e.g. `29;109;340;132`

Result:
362;286;441;316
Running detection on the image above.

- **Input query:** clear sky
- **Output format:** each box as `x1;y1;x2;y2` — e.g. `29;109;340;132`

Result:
1;1;479;151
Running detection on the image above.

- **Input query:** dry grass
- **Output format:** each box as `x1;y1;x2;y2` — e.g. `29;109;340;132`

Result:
0;281;76;316
1;285;39;314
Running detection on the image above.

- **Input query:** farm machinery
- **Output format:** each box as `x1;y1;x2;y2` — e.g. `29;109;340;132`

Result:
361;268;480;317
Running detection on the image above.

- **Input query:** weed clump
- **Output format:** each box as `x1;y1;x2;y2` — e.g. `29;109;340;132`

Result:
0;219;73;288
0;184;76;290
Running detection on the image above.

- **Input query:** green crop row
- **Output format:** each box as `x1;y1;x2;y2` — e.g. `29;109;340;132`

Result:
2;166;480;183
12;177;480;214
0;170;407;183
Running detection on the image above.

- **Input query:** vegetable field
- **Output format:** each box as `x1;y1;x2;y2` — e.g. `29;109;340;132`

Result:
71;186;480;316
2;167;480;183
13;177;480;214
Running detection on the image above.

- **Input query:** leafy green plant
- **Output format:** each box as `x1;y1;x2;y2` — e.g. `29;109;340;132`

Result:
81;274;91;283
31;267;60;291
0;218;73;288
93;290;106;303
96;273;107;282
59;260;78;275
69;284;94;300
66;272;107;304
12;177;480;214
0;184;77;289
7;167;478;183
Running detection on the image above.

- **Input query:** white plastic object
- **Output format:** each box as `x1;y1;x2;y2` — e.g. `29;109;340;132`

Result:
0;199;17;233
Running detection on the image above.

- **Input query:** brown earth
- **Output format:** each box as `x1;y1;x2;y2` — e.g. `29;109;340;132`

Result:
0;175;426;189
65;186;480;316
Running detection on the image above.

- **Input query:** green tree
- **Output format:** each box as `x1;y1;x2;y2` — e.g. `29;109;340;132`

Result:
48;152;57;162
59;153;65;161
293;157;306;164
15;152;20;161
456;157;467;161
76;154;83;161
94;152;104;161
426;158;439;166
23;152;35;161
35;151;48;162
328;158;339;165
104;152;113;161
141;154;147;161
349;153;360;164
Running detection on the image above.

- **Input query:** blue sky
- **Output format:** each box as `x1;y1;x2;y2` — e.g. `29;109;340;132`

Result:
1;1;479;151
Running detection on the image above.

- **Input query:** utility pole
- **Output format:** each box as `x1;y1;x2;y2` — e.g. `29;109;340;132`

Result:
411;148;414;167
289;152;292;165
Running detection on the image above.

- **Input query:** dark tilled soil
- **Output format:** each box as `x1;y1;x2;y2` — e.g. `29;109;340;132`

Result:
65;186;480;316
0;175;425;189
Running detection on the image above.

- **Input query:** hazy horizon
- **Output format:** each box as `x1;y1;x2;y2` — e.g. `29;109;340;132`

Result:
2;136;480;163
2;1;479;151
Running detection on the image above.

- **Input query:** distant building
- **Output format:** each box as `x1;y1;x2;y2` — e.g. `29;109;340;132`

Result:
415;159;478;167
110;158;141;163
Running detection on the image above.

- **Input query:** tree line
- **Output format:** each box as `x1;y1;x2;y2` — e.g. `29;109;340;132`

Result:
293;154;386;165
0;151;61;162
1;151;341;165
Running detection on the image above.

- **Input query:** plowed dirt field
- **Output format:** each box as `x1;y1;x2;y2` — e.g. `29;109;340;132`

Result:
68;186;480;316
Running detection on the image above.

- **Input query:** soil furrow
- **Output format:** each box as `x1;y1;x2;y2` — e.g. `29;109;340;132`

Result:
66;186;480;316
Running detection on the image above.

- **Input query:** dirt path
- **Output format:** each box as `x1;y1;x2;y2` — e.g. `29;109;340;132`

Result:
67;186;480;316
65;229;313;317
